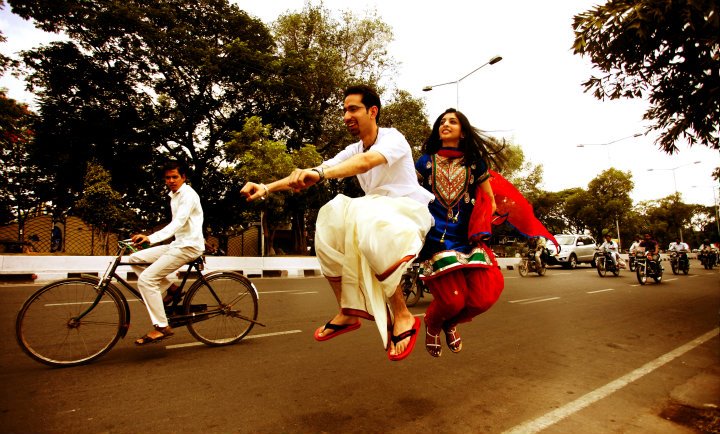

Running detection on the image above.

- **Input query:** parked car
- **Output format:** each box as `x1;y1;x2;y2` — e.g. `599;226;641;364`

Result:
545;234;598;269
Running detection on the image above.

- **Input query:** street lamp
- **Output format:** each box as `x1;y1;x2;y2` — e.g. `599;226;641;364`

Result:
647;160;702;241
647;161;702;197
576;133;642;165
422;55;502;109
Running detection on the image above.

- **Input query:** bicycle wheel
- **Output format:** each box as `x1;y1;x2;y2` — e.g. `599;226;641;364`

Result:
401;271;421;307
16;278;126;367
185;272;258;346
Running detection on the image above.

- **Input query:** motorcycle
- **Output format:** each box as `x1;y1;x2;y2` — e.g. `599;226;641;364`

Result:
669;250;690;275
698;249;718;270
596;248;621;277
635;251;663;285
401;262;429;307
518;247;547;277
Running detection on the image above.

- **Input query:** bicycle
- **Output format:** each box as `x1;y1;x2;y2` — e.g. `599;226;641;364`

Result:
16;240;264;367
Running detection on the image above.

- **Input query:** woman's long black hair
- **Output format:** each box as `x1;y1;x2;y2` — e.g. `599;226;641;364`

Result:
422;108;506;171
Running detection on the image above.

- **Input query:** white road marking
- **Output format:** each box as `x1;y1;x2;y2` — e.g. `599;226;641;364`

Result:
166;329;303;349
290;291;319;295
509;297;561;305
587;288;615;294
502;327;719;434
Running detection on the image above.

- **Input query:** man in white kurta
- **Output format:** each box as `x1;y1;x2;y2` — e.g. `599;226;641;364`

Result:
315;127;433;350
241;85;432;360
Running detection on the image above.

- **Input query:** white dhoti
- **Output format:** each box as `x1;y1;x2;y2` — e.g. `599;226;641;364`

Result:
315;194;432;348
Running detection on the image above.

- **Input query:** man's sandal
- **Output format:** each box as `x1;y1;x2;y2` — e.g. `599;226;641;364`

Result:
444;325;462;353
313;320;361;342
135;325;174;345
388;317;421;362
425;326;442;358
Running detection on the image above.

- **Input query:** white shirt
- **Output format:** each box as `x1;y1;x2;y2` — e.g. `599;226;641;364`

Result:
629;241;641;254
323;127;434;205
148;183;205;251
668;242;688;252
601;240;618;253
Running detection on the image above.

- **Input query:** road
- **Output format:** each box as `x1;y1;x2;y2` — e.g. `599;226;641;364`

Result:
0;263;717;434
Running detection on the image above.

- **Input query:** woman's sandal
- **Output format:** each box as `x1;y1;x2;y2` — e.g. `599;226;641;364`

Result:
135;325;174;345
444;325;462;353
162;284;185;306
425;326;442;358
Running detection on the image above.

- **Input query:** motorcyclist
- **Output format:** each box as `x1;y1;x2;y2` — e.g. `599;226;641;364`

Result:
668;237;689;269
639;232;660;262
526;236;547;270
699;239;718;266
668;237;689;252
628;235;642;256
599;233;620;269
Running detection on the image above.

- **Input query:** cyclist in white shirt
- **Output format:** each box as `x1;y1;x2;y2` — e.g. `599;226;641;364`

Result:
129;160;205;345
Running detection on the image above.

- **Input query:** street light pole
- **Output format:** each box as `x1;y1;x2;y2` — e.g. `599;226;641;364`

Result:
576;133;642;166
422;55;502;109
647;160;702;242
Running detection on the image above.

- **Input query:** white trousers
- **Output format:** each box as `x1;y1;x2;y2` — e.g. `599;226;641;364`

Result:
315;194;432;347
129;244;203;327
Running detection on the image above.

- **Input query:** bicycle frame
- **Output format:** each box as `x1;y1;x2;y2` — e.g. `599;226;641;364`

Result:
73;241;262;332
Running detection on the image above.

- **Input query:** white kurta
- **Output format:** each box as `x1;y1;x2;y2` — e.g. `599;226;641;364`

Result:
315;128;433;347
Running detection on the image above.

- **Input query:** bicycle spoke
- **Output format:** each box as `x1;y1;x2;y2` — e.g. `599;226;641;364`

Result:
186;273;258;346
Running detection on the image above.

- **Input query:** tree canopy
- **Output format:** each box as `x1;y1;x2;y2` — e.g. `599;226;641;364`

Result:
572;0;719;153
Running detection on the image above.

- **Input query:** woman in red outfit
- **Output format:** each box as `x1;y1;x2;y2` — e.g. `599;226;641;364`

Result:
415;109;506;357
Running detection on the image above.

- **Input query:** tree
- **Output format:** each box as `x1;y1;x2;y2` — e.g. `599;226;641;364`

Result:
226;117;323;255
0;91;51;238
381;89;431;159
270;3;397;153
74;161;133;253
573;0;719;153
10;0;278;233
585;168;634;240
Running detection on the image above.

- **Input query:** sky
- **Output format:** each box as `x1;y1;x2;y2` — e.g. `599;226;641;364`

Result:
1;0;718;207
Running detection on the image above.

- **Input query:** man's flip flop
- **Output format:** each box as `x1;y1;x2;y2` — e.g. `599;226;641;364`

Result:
313;320;361;342
388;317;421;361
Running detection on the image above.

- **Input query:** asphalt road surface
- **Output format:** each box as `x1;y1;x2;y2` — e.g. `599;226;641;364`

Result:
0;263;717;434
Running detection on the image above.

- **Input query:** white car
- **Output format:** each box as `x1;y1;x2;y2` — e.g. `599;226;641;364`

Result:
545;234;598;269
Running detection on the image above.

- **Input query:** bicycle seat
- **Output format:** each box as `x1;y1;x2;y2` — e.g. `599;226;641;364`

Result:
187;256;206;270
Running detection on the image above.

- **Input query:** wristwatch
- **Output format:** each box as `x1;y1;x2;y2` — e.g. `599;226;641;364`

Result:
311;166;326;182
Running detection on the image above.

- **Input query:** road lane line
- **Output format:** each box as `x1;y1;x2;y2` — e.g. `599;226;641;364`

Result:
509;296;552;303
518;297;560;304
166;329;302;349
502;327;719;434
291;291;319;295
587;289;615;294
259;290;315;294
664;278;678;282
508;297;561;305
